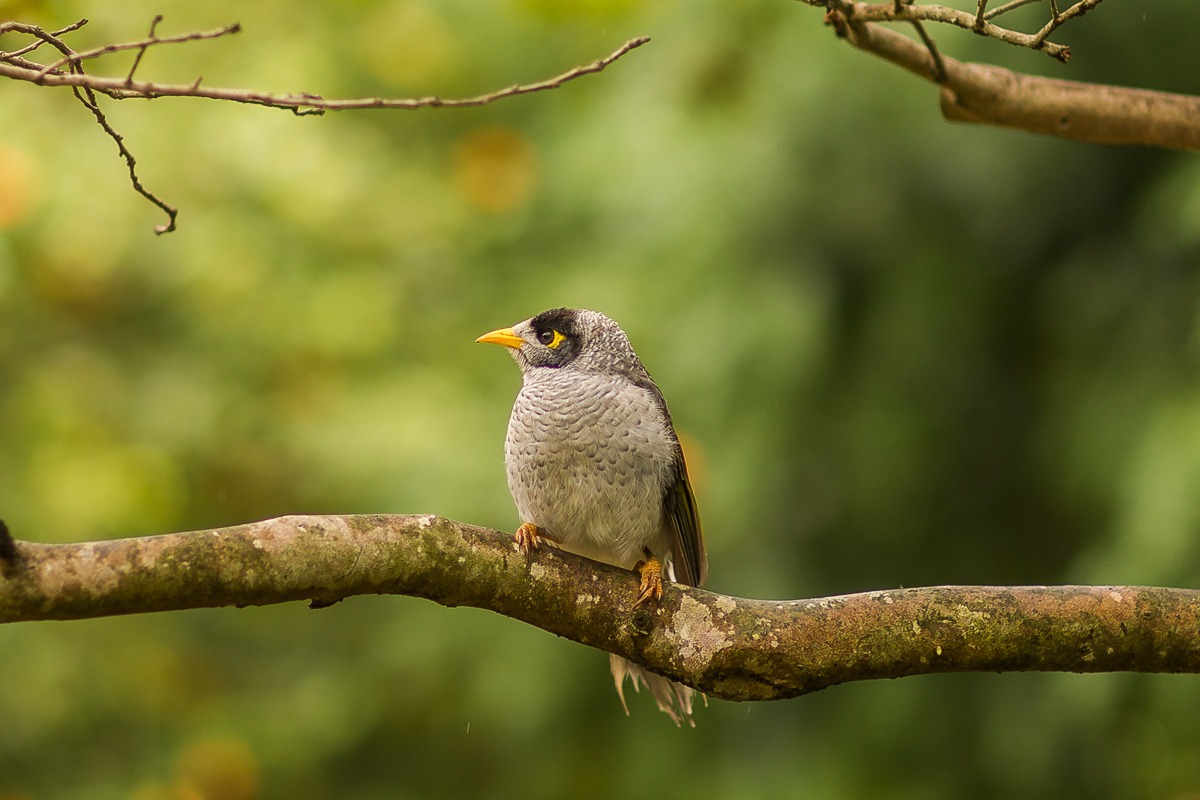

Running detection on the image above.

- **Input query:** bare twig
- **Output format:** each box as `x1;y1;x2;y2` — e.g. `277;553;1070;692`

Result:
1;18;90;58
30;22;242;79
70;84;178;234
0;19;650;233
804;0;1109;62
2;33;651;110
834;19;1200;151
0;21;78;62
1032;0;1103;46
910;19;947;82
983;0;1043;21
124;14;163;87
2;19;183;232
3;514;1200;702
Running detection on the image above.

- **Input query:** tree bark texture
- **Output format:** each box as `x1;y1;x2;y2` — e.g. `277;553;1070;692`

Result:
2;514;1199;702
839;20;1200;151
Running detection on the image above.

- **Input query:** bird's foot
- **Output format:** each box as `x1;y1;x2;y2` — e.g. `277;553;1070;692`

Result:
514;522;559;556
633;550;664;607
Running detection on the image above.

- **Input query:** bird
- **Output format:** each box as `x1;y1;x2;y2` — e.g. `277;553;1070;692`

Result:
476;308;707;726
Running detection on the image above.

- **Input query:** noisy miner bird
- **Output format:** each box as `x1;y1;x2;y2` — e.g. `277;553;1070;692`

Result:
477;308;707;726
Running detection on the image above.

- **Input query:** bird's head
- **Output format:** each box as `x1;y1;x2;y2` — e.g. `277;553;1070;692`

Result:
476;308;643;377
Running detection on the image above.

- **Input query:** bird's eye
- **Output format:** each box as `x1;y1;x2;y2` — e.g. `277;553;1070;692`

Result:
535;329;567;349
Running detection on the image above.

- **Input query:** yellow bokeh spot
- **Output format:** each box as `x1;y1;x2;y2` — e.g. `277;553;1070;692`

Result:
361;1;460;89
30;256;113;316
175;737;260;800
451;127;537;212
0;144;38;229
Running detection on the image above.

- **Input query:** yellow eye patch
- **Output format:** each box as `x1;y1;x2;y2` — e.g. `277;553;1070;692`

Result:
546;330;566;349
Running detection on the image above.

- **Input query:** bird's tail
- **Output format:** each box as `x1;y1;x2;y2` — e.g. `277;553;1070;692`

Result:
610;654;699;727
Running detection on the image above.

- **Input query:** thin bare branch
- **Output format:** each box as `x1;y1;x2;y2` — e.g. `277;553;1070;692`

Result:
1;54;56;72
2;514;1200;702
0;20;180;233
0;18;89;58
804;0;1107;62
833;19;1200;151
30;22;243;79
124;14;163;86
910;19;947;83
1032;0;1103;46
839;1;1075;61
0;19;650;232
983;0;1043;21
70;84;178;234
0;21;77;61
2;34;651;111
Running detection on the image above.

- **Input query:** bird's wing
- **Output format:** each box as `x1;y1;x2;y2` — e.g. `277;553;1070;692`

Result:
664;454;707;588
625;370;708;588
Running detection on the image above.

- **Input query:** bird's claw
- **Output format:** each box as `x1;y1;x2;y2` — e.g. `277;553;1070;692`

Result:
514;522;559;556
634;553;664;607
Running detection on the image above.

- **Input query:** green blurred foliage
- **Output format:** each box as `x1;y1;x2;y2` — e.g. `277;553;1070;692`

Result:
2;0;1200;797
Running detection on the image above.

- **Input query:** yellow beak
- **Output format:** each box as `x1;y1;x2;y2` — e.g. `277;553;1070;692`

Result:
475;327;524;349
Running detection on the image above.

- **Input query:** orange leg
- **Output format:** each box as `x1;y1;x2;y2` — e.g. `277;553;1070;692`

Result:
633;549;664;607
514;522;560;556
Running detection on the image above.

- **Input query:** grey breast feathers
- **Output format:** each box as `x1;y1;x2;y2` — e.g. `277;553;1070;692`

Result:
505;370;677;569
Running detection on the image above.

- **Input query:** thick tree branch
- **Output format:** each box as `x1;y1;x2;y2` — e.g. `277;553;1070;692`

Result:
2;514;1199;702
831;19;1200;151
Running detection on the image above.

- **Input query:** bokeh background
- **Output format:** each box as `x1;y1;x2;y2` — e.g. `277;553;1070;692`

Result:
3;0;1200;797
